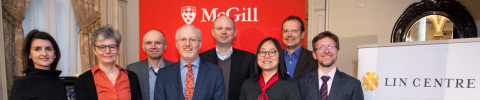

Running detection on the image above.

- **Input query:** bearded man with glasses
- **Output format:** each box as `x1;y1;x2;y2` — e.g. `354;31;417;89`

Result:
296;31;364;100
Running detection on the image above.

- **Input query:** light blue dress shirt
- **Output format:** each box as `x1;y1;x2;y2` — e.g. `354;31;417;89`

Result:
149;60;165;100
215;47;233;60
180;57;200;96
285;46;302;78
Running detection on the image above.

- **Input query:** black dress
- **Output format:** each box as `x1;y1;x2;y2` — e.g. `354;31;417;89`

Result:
239;77;301;100
11;69;67;100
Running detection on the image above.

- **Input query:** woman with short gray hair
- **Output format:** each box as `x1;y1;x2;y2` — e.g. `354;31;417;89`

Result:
75;25;143;100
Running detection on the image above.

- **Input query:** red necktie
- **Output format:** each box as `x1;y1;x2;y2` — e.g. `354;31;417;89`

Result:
185;64;194;100
320;76;330;100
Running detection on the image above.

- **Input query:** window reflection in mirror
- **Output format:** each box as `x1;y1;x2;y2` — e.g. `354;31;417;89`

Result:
406;15;454;42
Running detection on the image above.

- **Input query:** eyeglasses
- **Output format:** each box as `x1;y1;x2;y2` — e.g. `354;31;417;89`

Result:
177;38;200;44
94;44;118;51
258;50;277;57
214;27;233;31
282;29;300;34
313;45;337;51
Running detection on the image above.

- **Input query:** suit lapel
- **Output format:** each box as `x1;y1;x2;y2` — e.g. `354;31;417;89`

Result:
193;60;210;100
139;60;150;88
293;48;308;79
328;69;344;100
172;62;185;99
208;48;219;65
307;71;320;100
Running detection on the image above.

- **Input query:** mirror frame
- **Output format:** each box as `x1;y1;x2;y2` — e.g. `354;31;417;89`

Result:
391;0;477;42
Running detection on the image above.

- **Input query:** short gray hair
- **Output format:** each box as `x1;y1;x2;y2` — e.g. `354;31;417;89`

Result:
91;25;121;46
175;24;202;41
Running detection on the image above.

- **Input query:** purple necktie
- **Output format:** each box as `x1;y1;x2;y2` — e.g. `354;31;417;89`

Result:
320;76;330;100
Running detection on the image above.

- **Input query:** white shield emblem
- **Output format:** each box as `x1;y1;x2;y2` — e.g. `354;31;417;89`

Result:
181;6;196;24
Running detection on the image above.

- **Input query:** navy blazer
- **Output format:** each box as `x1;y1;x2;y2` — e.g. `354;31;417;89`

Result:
296;69;364;100
154;59;225;100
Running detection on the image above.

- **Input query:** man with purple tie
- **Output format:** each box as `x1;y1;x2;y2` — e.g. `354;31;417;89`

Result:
296;31;363;100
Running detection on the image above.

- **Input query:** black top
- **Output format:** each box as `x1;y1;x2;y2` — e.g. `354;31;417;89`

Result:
200;48;256;100
75;70;142;100
239;77;301;100
11;69;67;100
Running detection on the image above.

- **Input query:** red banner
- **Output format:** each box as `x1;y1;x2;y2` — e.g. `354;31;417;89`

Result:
140;0;305;62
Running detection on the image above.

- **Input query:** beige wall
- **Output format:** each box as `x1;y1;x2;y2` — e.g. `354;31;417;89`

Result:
327;0;480;77
126;0;140;64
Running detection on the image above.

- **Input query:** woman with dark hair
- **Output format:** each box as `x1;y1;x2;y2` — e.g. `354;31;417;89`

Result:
11;30;67;100
75;25;142;100
239;37;301;100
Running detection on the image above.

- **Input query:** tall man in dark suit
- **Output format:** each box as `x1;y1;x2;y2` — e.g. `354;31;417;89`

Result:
296;31;363;100
282;16;318;79
126;29;174;100
154;24;225;100
199;15;255;100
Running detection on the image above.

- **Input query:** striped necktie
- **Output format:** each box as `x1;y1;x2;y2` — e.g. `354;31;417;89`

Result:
320;76;330;100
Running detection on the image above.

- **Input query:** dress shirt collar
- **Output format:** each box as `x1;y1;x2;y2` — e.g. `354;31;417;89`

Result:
179;56;201;69
215;47;233;60
285;46;303;58
318;67;336;80
148;58;166;70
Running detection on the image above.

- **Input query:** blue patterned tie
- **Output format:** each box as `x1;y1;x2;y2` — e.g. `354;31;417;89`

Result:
320;76;330;100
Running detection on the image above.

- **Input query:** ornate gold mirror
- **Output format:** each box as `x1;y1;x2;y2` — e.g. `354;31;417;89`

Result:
391;0;477;42
406;15;454;41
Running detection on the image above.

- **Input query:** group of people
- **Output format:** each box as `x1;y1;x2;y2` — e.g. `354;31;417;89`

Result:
10;15;363;100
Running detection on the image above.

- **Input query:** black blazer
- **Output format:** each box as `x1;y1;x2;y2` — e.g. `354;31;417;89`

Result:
199;47;255;100
239;77;301;100
75;70;143;100
296;69;364;100
11;69;67;100
126;59;174;100
289;48;318;79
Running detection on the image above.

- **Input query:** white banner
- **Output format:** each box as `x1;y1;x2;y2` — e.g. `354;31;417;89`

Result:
358;38;480;100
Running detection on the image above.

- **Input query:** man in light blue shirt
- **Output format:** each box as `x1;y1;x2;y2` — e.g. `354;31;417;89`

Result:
126;30;174;100
154;24;225;100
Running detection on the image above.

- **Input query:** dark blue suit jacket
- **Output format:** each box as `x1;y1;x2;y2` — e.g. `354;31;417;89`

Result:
296;69;364;100
154;60;225;100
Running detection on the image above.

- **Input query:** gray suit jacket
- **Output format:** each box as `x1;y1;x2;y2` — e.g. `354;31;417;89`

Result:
296;69;364;100
126;59;174;100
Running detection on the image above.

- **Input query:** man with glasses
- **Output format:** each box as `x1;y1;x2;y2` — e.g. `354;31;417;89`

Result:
199;15;255;100
296;31;363;100
281;16;318;79
154;24;225;100
126;30;174;100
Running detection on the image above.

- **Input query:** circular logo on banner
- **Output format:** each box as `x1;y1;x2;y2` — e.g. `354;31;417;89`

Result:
362;72;380;91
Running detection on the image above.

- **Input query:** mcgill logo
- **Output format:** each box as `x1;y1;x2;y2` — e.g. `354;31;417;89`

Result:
181;6;258;24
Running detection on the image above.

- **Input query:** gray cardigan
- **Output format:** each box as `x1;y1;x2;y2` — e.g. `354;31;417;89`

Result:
239;77;301;100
